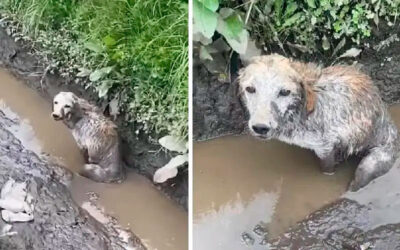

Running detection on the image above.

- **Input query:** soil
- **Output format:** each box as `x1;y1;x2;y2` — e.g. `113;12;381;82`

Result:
0;25;187;209
0;109;145;250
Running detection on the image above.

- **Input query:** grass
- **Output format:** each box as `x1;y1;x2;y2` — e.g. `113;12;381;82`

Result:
0;0;188;138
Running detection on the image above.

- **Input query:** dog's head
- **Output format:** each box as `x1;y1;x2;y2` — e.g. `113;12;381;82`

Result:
52;92;78;121
238;54;318;139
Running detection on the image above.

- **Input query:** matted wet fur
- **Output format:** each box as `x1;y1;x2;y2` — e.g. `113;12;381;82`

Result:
239;54;400;191
52;92;125;183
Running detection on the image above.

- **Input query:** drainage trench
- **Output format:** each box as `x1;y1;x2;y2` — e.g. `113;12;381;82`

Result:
0;68;188;250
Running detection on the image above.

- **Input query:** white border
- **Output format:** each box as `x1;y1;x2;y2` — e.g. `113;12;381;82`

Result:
188;0;193;248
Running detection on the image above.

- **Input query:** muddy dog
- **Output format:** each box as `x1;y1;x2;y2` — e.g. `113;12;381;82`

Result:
52;92;125;183
239;54;400;191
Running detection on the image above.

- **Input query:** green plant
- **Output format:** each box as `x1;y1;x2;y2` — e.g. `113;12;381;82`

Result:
193;0;250;54
194;0;400;70
0;0;188;139
249;0;400;53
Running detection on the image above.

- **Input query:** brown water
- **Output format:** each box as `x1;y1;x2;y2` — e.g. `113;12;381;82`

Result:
0;68;188;250
193;136;356;249
194;104;400;249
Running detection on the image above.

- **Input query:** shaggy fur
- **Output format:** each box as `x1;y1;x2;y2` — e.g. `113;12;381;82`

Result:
239;54;400;191
52;92;125;183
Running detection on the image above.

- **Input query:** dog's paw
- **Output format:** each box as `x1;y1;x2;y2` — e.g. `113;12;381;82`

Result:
348;180;362;192
322;171;336;176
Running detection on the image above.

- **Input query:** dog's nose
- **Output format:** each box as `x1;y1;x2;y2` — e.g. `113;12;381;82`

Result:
52;113;60;119
252;124;270;135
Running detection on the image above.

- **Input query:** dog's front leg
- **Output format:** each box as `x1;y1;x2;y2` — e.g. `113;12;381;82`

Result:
315;148;341;175
87;145;101;164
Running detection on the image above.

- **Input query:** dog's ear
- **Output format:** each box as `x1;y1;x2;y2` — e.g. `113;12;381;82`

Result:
300;81;316;114
70;93;78;104
289;60;320;115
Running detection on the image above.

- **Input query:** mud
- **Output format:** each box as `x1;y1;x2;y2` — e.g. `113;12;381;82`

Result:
0;22;187;209
269;160;400;250
0;69;188;250
0;108;145;249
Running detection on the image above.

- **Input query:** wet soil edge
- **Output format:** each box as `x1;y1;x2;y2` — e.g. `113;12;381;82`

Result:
0;27;187;209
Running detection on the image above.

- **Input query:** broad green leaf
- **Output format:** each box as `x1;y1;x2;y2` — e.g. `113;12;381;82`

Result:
224;13;244;40
84;42;103;53
103;35;117;47
274;0;283;20
307;0;316;8
153;154;188;183
193;0;218;38
219;7;234;19
199;46;213;61
96;80;113;98
76;68;91;77
89;66;113;82
282;12;302;27
284;2;298;17
199;0;219;12
193;32;213;45
159;135;187;153
217;14;249;54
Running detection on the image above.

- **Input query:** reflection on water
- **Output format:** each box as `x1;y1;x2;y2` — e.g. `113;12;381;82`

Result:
194;135;356;249
194;191;279;250
0;68;188;250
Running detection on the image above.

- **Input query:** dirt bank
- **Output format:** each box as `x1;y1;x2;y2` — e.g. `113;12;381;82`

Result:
0;109;145;250
0;23;187;209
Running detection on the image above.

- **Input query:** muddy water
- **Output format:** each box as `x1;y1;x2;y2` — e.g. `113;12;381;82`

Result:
194;105;400;249
194;136;357;249
0;68;187;250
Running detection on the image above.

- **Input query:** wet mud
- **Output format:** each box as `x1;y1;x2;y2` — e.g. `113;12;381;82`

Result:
0;69;188;250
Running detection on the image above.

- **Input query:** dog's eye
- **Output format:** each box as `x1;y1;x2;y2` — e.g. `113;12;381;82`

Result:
54;101;58;105
64;104;71;108
278;89;291;97
245;86;256;94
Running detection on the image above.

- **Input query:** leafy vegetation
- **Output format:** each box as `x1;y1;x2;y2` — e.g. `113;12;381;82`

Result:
249;0;400;54
194;0;400;70
0;0;188;138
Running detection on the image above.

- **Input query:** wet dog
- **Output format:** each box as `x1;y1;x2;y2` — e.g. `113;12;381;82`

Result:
239;54;400;191
52;92;125;183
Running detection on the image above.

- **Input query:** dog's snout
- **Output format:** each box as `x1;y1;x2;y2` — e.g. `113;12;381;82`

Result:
52;113;60;119
252;124;270;135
